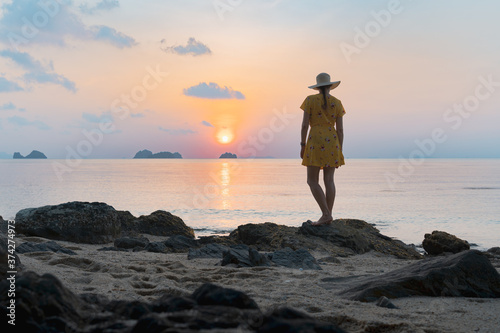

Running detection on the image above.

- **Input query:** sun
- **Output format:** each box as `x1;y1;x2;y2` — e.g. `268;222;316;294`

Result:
216;130;234;144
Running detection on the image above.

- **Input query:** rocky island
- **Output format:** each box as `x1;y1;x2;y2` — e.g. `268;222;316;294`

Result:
13;150;47;159
133;149;182;159
219;152;237;158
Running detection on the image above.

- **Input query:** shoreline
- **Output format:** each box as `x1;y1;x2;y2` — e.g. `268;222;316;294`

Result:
11;232;500;333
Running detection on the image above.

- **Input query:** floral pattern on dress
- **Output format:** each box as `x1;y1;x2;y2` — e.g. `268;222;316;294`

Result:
300;94;346;169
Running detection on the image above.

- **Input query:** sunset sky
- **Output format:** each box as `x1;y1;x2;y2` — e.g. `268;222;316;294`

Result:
1;0;499;159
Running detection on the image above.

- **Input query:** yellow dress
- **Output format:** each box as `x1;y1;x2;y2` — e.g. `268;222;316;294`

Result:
301;94;346;168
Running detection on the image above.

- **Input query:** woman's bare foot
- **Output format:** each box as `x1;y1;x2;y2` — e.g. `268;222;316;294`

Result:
311;214;333;226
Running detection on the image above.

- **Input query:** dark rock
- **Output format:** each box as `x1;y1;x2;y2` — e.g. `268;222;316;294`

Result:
197;235;238;247
376;296;398;309
0;216;7;234
423;230;470;255
259;307;346;333
221;245;270;268
17;241;77;255
192;283;259;309
219;152;237;158
299;220;371;254
0;271;87;331
230;221;421;259
188;243;229;260
114;237;149;249
145;241;167;253
338;250;500;301
107;300;152;319
15;201;121;244
163;235;198;252
151;295;196;313
270;248;322;270
487;247;500;255
134;210;194;238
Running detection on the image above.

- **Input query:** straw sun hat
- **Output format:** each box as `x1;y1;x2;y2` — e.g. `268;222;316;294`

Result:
308;73;340;90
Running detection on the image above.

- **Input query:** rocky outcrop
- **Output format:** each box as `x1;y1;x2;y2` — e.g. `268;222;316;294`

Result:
15;202;121;244
221;245;270;268
338;250;500;301
188;243;229;259
15;202;193;244
229;221;422;259
114;237;149;250
13;150;47;159
422;230;470;255
133;149;182;158
17;241;77;255
131;211;194;238
0;272;345;332
269;247;322;270
219;152;237;158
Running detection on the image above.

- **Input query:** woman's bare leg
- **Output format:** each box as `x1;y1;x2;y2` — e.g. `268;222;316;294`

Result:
323;167;336;216
307;166;333;225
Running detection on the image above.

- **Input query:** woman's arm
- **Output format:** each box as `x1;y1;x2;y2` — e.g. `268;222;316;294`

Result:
300;111;309;158
336;116;344;150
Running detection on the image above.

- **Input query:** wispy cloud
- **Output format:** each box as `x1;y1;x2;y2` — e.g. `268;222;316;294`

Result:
0;102;16;111
8;115;50;130
131;112;145;118
201;120;214;127
0;49;76;92
82;111;113;123
184;82;245;100
0;0;135;49
159;126;197;135
161;37;212;56
91;25;136;49
80;0;119;15
0;77;23;92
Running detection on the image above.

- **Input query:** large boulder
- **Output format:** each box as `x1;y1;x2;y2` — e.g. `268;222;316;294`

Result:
423;230;470;255
299;220;371;253
229;221;421;259
338;250;500;302
130;210;194;238
15;202;121;244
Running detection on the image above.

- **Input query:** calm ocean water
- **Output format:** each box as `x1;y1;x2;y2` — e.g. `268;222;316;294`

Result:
1;158;499;250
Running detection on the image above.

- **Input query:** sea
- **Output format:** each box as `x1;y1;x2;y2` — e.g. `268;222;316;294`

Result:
1;158;499;250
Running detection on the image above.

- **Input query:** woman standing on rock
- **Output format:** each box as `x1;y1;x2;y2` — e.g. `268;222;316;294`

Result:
300;73;345;226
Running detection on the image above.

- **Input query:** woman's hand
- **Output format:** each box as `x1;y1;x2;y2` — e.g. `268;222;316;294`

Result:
300;146;305;159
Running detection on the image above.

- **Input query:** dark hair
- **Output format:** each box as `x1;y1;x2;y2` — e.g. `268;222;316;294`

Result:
319;85;331;110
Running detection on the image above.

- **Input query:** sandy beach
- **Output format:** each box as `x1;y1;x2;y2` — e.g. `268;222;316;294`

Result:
14;232;500;333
